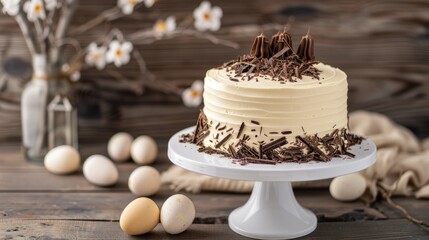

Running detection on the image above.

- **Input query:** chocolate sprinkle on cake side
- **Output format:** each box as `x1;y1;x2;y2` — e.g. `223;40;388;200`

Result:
180;111;364;165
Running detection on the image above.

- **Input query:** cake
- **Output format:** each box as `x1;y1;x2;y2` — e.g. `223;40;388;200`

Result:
182;30;362;164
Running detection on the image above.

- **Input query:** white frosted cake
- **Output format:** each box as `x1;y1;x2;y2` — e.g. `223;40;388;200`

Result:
182;30;362;164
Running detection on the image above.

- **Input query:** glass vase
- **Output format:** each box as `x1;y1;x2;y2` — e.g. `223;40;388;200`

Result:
21;54;78;162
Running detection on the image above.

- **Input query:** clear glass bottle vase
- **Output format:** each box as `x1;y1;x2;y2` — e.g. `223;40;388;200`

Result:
21;54;78;162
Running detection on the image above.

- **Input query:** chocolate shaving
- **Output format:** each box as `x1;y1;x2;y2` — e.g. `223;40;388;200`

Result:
215;133;232;149
196;131;210;145
344;151;355;158
242;157;277;165
281;131;292;135
296;136;328;161
270;30;293;59
239;143;259;158
218;126;226;131
251;120;260;125
228;145;238;158
237;122;245;139
262;137;288;153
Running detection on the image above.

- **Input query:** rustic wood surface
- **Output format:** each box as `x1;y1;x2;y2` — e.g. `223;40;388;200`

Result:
0;0;428;146
1;145;429;239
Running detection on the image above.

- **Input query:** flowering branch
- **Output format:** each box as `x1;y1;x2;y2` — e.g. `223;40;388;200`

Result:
15;11;40;54
1;0;241;108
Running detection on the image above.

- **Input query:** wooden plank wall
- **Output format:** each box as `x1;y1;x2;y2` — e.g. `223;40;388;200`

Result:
0;0;428;146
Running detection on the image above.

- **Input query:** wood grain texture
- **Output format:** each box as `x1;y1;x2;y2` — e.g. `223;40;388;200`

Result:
1;219;428;240
0;0;428;144
0;190;385;222
0;143;427;239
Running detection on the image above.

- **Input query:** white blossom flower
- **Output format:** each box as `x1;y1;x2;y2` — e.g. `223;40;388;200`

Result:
85;42;107;70
24;0;46;21
117;0;142;15
62;64;81;82
193;1;223;31
153;16;176;38
45;0;57;11
70;70;81;82
182;80;203;107
144;0;156;8
1;0;21;16
106;40;133;67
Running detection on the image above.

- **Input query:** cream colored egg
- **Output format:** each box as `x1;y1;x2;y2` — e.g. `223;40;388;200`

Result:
108;132;133;162
330;173;367;201
160;194;195;235
128;166;161;196
131;135;158;165
83;155;119;186
120;197;160;235
44;145;80;175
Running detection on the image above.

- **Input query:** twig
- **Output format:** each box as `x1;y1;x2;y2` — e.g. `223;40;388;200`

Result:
181;29;239;49
377;184;429;228
129;28;239;49
132;50;182;95
53;0;78;65
69;6;121;35
106;28;125;42
55;0;77;39
127;29;153;41
34;19;47;59
57;38;82;53
15;12;40;54
105;69;144;95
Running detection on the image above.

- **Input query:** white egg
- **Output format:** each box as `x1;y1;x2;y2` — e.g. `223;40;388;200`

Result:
44;145;80;175
108;132;133;162
160;194;195;235
120;197;160;235
330;173;367;201
83;155;119;186
128;166;161;196
131;135;158;165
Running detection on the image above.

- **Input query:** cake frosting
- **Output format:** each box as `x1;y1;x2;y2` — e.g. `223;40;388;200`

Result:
181;30;362;164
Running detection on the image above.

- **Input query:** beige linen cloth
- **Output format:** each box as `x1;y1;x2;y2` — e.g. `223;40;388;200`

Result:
161;111;429;202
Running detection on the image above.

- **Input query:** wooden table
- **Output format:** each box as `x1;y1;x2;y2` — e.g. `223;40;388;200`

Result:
1;143;428;240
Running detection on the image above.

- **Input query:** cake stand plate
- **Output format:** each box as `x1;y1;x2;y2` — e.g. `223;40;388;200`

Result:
168;126;377;239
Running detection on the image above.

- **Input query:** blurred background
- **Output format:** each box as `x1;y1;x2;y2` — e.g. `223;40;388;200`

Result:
0;0;428;149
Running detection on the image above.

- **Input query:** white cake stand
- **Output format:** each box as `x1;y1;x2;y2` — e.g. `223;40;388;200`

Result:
168;126;376;240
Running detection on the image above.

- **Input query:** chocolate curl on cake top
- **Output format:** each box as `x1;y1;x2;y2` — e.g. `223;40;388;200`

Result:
250;34;271;58
222;29;321;82
270;30;293;59
296;31;315;62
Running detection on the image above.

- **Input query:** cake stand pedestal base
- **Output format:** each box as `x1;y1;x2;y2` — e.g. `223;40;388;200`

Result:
229;181;316;240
